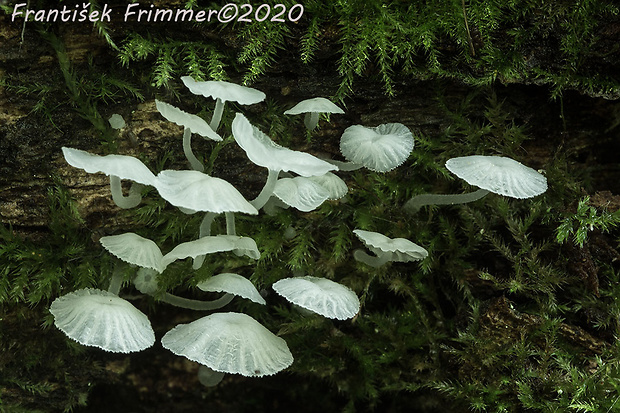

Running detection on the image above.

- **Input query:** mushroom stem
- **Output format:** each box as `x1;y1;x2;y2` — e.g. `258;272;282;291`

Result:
210;98;225;131
107;267;124;295
251;169;280;210
304;112;320;130
353;249;391;268
404;188;490;213
160;292;234;311
193;212;218;269
225;212;236;236
109;176;143;209
322;158;363;172
183;127;205;172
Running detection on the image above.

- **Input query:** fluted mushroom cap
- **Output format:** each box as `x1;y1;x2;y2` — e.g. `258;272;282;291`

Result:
181;77;266;105
273;177;330;212
162;312;293;377
272;276;360;320
100;233;165;273
353;230;428;262
445;155;547;199
340;123;414;173
62;147;156;186
155;100;222;141
231;113;337;176
197;273;266;305
155;170;258;214
50;288;155;353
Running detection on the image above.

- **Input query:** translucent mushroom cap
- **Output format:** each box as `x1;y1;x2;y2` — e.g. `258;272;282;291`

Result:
181;77;266;105
197;273;266;305
353;229;428;262
273;177;330;212
62;147;156;186
100;233;165;273
272;276;360;320
155;100;222;141
161;312;293;377
108;114;125;129
232;113;337;176
284;97;344;115
50;288;155;353
445;155;548;199
162;235;260;268
308;172;348;200
339;123;414;173
155;170;258;214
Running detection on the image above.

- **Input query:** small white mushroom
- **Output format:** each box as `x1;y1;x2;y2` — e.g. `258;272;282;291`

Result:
308;172;348;200
62;147;156;209
100;233;165;273
196;273;266;305
181;77;266;131
404;155;548;212
108;114;125;129
231;113;337;209
161;312;294;377
273;177;330;212
272;276;360;320
284;97;344;130
155;100;222;172
353;229;428;268
154;170;258;215
50;288;155;353
339;123;414;173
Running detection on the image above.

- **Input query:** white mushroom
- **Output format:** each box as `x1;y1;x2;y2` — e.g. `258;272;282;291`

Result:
161;312;294;377
62;147;156;209
231;113;337;209
404;155;548;212
196;273;266;305
339;123;414;173
284;97;344;130
181;77;266;131
272;276;360;320
154;170;258;215
155;100;222;172
100;233;165;273
50;288;155;353
353;229;428;268
273;177;330;212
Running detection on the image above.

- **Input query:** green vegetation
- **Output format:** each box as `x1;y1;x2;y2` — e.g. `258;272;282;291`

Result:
2;0;620;411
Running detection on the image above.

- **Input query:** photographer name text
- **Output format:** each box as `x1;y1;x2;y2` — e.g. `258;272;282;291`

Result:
11;3;304;23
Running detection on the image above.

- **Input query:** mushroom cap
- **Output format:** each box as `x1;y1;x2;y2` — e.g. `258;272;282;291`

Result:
155;170;258;215
155;100;222;141
272;276;360;320
161;312;293;377
162;235;260;268
445;155;548;199
232;113;337;176
353;229;428;262
181;77;266;105
283;97;344;115
197;273;266;305
62;147;156;186
50;288;155;353
339;123;414;173
308;172;348;200
100;233;165;273
273;177;330;212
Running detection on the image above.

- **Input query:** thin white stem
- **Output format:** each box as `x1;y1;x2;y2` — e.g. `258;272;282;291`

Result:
107;267;124;295
304;112;320;130
210;98;225;131
160;292;233;311
183;127;204;172
404;188;490;213
353;249;391;268
109;176;142;209
225;212;236;236
193;212;217;269
251;169;280;210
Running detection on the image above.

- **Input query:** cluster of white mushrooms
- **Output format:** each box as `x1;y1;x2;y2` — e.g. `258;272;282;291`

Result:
51;76;548;384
